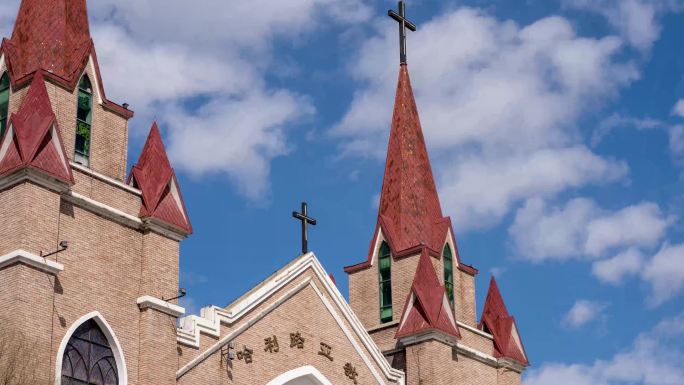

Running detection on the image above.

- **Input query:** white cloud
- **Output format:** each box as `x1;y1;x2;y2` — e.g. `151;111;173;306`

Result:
565;0;682;52
509;198;669;262
525;313;684;385
84;0;370;199
592;248;645;285
643;243;684;305
673;100;684;118
562;300;607;328
333;8;639;230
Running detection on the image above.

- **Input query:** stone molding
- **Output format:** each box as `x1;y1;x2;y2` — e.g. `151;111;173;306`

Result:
0;249;64;275
136;295;185;318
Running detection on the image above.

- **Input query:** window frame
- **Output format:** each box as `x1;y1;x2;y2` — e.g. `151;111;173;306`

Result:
378;241;393;323
443;244;454;306
0;72;10;138
75;75;93;166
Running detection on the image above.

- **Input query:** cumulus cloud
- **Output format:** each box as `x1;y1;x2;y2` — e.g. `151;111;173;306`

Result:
509;198;669;261
83;0;371;199
565;0;683;52
673;100;684;118
643;243;684;305
525;313;684;385
562;300;607;328
592;248;645;285
333;8;639;230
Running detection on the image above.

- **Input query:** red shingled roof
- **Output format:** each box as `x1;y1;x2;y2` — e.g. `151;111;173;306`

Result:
1;0;133;119
0;73;73;184
345;64;463;273
128;123;192;234
396;249;460;340
479;277;529;365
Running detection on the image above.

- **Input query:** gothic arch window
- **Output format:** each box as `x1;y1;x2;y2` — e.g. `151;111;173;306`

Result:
443;244;454;306
75;75;93;166
61;319;119;385
378;241;393;323
0;72;10;137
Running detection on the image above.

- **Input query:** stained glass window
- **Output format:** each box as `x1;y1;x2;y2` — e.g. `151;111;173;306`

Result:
0;72;10;138
379;242;393;323
443;244;454;306
61;319;118;385
75;75;93;166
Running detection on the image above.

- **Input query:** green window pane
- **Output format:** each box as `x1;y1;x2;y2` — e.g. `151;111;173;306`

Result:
378;242;393;323
443;245;454;305
75;121;91;156
77;91;92;123
0;73;9;138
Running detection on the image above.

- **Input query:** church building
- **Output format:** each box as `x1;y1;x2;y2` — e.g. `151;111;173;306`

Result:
0;1;529;384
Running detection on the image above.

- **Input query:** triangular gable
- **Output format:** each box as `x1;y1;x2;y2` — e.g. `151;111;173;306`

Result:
396;249;460;340
0;73;73;184
176;252;405;384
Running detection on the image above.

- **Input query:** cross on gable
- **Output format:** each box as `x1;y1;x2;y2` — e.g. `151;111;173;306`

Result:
388;1;417;64
292;202;317;255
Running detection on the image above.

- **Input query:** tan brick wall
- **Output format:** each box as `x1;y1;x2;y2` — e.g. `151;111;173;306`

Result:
139;309;180;385
455;269;477;326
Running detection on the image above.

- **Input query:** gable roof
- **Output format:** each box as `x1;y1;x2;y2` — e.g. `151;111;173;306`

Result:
128;122;191;234
1;0;133;119
0;73;73;184
176;252;406;384
479;277;529;365
396;249;460;340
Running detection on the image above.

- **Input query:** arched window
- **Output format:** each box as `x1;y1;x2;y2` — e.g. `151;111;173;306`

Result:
75;75;93;166
443;244;454;305
0;72;10;137
378;241;392;323
61;319;119;385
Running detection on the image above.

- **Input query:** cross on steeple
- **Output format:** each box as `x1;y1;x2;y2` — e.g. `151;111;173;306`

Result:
292;202;317;255
388;1;417;64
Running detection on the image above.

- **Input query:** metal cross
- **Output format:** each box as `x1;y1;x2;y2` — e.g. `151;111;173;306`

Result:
292;202;316;255
388;1;417;64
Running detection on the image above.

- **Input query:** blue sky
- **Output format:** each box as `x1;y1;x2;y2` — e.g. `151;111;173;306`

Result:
3;0;684;383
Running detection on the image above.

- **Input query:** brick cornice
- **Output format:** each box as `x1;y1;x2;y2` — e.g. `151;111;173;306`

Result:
0;249;64;275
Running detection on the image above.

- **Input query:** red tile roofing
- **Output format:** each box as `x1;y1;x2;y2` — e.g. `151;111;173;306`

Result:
345;64;463;273
0;73;73;184
396;249;461;340
480;277;529;365
129;123;192;234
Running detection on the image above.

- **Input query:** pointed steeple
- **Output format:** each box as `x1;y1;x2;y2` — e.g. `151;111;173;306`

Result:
0;73;73;184
5;0;92;83
378;64;445;254
129;123;192;235
396;249;460;340
480;277;528;365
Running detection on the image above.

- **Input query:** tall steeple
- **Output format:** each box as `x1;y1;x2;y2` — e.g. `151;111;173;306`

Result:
5;0;91;83
378;64;449;254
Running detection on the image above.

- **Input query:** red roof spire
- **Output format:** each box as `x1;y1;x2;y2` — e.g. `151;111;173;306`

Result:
129;123;192;234
480;277;529;365
396;249;460;340
378;64;446;254
0;73;73;184
6;0;91;83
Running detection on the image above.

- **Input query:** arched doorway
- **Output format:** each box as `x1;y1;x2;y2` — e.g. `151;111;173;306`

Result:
266;366;333;385
55;312;127;385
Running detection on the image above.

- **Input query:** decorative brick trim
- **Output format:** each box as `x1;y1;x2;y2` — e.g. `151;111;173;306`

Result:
457;321;493;340
63;191;142;228
0;249;64;275
136;296;185;318
70;162;141;195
